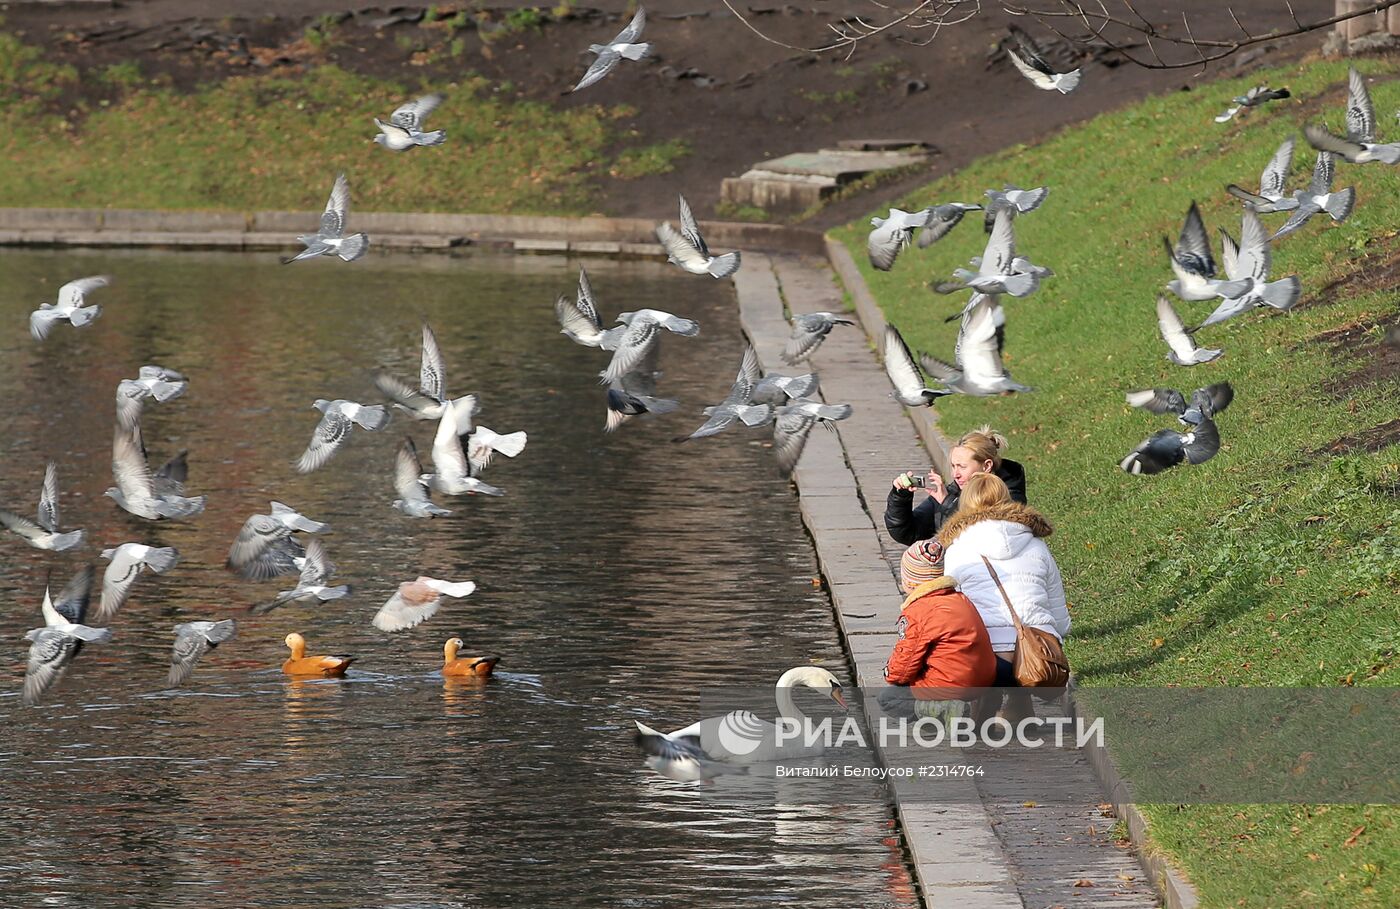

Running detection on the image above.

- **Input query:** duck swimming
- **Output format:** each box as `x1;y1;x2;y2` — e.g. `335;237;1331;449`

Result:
281;632;354;678
442;638;499;679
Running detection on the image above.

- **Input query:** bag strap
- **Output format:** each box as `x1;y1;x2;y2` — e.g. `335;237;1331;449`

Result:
981;555;1027;632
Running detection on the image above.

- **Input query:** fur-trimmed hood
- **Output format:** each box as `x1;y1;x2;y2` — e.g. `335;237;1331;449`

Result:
937;502;1053;553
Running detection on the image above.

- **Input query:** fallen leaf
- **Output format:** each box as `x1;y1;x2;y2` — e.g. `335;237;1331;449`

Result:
1073;879;1095;888
1344;825;1366;848
1152;638;1165;648
1023;800;1038;808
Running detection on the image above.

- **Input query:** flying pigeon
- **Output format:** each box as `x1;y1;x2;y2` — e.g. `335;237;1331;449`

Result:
750;371;819;407
937;208;1040;297
281;173;369;264
1127;381;1234;427
1226;137;1300;214
882;324;952;407
556;267;628;350
920;295;1032;396
374;323;477;428
674;347;771;442
296;399;390;474
1304;68;1400;165
983;184;1048;231
917;203;983;248
772;401;853;477
1272;152;1355;240
97;543;179;623
1215;85;1290;123
424;398;506;497
227;501;329;581
1154;295;1223;367
783;312;855;364
106;429;206;520
252;538;350;615
868;207;933;271
168;620;237;687
373;577;477;632
656;195;741;279
392;436;452;517
571;6;651;92
373;93;447;150
1198;210;1301;329
0;462;84;552
1120;419;1222;475
605;343;680;433
465;426;527;477
29;275;109;341
598;308;699;385
22;565;111;706
1005;24;1081;94
1164;202;1251;302
116;365;188;430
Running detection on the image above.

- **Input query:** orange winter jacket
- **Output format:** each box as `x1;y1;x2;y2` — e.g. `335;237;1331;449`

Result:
883;577;997;691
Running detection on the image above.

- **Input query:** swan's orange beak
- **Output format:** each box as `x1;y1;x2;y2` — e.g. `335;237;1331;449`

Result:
830;686;848;710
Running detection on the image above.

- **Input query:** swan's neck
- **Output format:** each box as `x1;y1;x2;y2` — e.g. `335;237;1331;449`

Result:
774;679;807;725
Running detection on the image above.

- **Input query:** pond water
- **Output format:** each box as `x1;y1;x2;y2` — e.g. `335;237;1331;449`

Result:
0;248;916;908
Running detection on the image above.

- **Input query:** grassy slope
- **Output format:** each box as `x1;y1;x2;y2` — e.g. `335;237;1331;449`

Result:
834;59;1398;908
0;31;658;215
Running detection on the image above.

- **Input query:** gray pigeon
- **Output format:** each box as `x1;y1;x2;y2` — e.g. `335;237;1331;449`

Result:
0;462;84;552
226;501;329;581
116;365;188;430
168;619;237;687
97;542;179;623
1304;69;1400;165
29;275;109;341
393;436;452;517
751;372;819;407
23;565;111;706
605;343;679;433
656;195;740;278
882;324;952;407
1214;85;1290;123
1272;152;1355;240
868;207;933;271
917;203;983;248
374;323;477;426
983;184;1048;231
281;173;369;264
772;401;853;477
373;93;446;151
599;308;699;384
1155;295;1223;367
252;537;350;614
674;347;771;442
937;208;1039;297
1126;382;1234;427
1198;210;1301;329
571;6;651;92
1005;25;1081;94
296;399;391;473
106;429;206;520
1120;419;1221;475
1164;202;1251;302
784;312;855;364
920;295;1031;396
1226;137;1300;214
556;267;628;350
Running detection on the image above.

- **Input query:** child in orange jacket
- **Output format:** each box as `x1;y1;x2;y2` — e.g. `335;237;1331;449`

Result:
883;541;997;693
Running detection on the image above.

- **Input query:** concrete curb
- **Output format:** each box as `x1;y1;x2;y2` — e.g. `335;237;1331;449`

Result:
0;207;827;258
822;232;1200;909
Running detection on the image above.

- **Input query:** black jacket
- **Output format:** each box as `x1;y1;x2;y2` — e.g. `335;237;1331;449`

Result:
884;458;1028;545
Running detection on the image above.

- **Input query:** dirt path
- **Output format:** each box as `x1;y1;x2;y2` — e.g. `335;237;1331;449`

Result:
10;1;1333;225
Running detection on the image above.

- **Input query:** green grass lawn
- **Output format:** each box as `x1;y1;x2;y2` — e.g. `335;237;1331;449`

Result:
833;58;1399;908
0;29;649;215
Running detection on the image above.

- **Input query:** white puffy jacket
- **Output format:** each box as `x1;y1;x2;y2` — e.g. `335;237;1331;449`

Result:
941;503;1070;652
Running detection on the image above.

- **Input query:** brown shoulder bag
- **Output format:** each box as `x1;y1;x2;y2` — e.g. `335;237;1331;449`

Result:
981;555;1070;688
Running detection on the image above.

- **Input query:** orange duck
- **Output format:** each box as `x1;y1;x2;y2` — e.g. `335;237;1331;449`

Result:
282;632;355;677
442;638;499;679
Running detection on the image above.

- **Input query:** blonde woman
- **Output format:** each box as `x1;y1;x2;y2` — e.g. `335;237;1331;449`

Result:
886;425;1027;544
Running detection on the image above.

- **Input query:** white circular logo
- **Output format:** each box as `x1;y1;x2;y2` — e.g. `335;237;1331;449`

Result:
710;709;768;757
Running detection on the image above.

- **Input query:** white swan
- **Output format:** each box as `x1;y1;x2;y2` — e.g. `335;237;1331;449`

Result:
634;666;847;781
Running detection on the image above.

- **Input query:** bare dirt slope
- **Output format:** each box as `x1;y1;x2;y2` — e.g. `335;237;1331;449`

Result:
8;1;1334;226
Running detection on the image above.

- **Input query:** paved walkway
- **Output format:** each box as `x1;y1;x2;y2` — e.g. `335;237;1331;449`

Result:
734;253;1161;909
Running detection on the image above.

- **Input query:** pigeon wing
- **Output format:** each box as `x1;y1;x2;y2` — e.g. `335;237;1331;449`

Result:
958;297;1010;387
1304;122;1366;162
771;409;816;477
321;173;351;238
1260;136;1295;198
37;462;61;532
52;565;95;625
419;323;446;401
394;437;429;502
600;317;661;384
1006;46;1056;89
24;629;80;705
575;266;602;326
677;195;710;258
298;536;335;586
297;408;352;473
882;325;926;398
389;93;443;131
1174;202;1215;277
57;275;110;309
168;627;212;686
656;222;710;273
721;346;761;406
430;401;473;480
111;428;155;501
572;48;621;92
980;208;1017;276
1237;208;1273;282
1125;388;1187;415
612;6;647;44
1346;68;1375;143
1308;150;1335;196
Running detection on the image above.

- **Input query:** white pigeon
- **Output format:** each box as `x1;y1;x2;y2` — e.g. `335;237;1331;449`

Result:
465;426;527;477
655;195;741;279
571;6;651;93
29;275;109;341
296;399;391;473
598;308;699;384
374;323;477;426
1005;25;1081;94
281;173;369;264
23;565;111;706
373;93;447;150
1304;69;1400;165
116;365;188;430
168;619;237;687
882;324;951;407
1155;295;1222;367
106;430;206;520
1272;151;1355;240
97;543;179;623
373;576;477;632
393;436;452;518
253;537;350;614
424;398;506;497
867;207;932;271
920;295;1031;396
0;462;84;552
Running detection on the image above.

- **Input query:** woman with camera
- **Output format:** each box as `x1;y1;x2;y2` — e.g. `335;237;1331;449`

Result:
884;425;1027;545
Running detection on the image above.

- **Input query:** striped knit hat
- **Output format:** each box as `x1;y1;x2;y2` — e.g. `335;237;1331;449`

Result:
899;538;945;594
